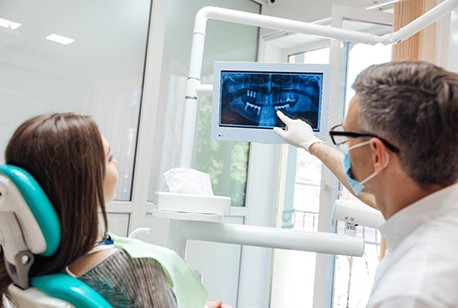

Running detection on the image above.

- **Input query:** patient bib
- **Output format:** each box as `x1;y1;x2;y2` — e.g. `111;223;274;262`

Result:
109;233;208;308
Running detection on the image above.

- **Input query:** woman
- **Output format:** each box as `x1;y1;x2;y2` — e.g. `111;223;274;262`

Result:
0;113;213;307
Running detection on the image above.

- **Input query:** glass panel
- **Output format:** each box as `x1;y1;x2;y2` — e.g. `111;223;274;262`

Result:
344;42;392;113
0;0;151;201
333;227;381;308
332;39;392;308
149;0;260;204
271;47;330;307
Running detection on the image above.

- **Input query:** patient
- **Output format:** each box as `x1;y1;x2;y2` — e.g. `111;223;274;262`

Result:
0;113;223;307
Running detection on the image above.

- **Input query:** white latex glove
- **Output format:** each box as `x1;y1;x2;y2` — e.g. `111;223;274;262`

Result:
273;110;323;152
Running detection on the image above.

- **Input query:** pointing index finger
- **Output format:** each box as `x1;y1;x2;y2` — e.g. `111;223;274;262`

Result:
276;110;292;125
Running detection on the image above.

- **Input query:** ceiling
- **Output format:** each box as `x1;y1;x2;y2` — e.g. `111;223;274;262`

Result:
0;0;398;81
259;0;397;21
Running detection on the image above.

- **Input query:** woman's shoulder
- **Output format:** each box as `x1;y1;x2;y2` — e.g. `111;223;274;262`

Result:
79;249;178;307
67;245;119;277
81;248;168;279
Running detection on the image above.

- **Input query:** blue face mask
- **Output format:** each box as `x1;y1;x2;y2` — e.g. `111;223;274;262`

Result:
341;141;382;195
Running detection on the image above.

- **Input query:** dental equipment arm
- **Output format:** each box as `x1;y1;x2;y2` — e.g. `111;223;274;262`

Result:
180;1;458;167
166;220;364;258
333;199;385;230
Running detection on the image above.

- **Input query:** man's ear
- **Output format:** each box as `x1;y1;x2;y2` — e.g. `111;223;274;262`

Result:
370;138;389;172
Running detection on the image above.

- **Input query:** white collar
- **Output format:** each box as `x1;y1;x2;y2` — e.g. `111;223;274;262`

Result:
379;183;458;252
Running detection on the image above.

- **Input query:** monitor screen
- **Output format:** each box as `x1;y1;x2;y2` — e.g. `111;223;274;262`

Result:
212;61;330;144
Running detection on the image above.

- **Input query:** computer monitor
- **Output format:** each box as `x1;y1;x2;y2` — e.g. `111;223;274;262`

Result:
211;61;331;144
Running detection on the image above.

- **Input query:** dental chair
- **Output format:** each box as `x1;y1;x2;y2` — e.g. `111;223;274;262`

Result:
0;164;111;307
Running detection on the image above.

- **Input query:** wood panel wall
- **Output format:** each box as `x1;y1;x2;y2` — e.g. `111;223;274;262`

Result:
392;0;437;62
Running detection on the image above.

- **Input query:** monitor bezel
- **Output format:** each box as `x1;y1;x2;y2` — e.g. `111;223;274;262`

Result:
211;61;331;144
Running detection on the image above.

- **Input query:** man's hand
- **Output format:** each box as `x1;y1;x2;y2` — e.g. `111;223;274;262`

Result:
273;110;323;152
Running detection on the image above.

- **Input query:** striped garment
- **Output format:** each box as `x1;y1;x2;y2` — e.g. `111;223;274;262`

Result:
79;249;177;307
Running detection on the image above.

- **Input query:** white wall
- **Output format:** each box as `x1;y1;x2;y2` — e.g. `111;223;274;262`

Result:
0;0;150;201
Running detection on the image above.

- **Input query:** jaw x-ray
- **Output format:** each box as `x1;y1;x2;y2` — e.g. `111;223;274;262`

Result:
220;71;323;130
211;61;330;144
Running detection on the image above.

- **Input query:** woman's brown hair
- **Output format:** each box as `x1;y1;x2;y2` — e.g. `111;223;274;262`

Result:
0;113;109;301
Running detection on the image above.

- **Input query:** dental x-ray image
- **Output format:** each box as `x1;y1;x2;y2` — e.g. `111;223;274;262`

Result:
219;71;323;130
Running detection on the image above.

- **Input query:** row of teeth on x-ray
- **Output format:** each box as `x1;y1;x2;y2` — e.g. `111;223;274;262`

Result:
244;102;291;115
243;90;295;115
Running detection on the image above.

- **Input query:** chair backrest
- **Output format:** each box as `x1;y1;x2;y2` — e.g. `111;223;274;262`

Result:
0;164;111;308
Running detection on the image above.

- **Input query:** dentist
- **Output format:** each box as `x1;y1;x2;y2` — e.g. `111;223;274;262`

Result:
274;61;458;307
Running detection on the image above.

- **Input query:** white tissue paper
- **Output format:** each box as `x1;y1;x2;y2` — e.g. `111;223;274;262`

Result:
157;168;231;217
164;168;214;196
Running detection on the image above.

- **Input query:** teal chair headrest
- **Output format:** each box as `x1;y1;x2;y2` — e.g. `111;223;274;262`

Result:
0;164;112;307
0;164;60;256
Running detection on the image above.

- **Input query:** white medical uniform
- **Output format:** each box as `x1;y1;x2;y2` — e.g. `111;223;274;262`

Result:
367;183;458;307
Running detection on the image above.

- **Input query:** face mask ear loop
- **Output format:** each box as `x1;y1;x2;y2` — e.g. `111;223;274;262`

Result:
359;169;379;186
348;140;371;151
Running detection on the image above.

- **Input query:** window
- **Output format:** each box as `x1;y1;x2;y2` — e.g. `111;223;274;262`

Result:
332;41;391;308
271;17;392;308
271;46;330;308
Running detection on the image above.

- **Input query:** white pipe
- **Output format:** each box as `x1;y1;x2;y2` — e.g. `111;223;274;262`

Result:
382;0;458;44
180;84;200;167
180;32;206;168
196;84;212;95
187;33;206;80
195;7;381;45
178;221;364;256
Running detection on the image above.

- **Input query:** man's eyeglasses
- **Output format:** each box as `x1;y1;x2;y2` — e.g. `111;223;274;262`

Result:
329;124;400;154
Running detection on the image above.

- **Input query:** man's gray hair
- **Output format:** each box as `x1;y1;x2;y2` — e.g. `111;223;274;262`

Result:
353;61;458;187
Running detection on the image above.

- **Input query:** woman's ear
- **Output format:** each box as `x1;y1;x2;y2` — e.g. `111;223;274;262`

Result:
370;138;389;172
